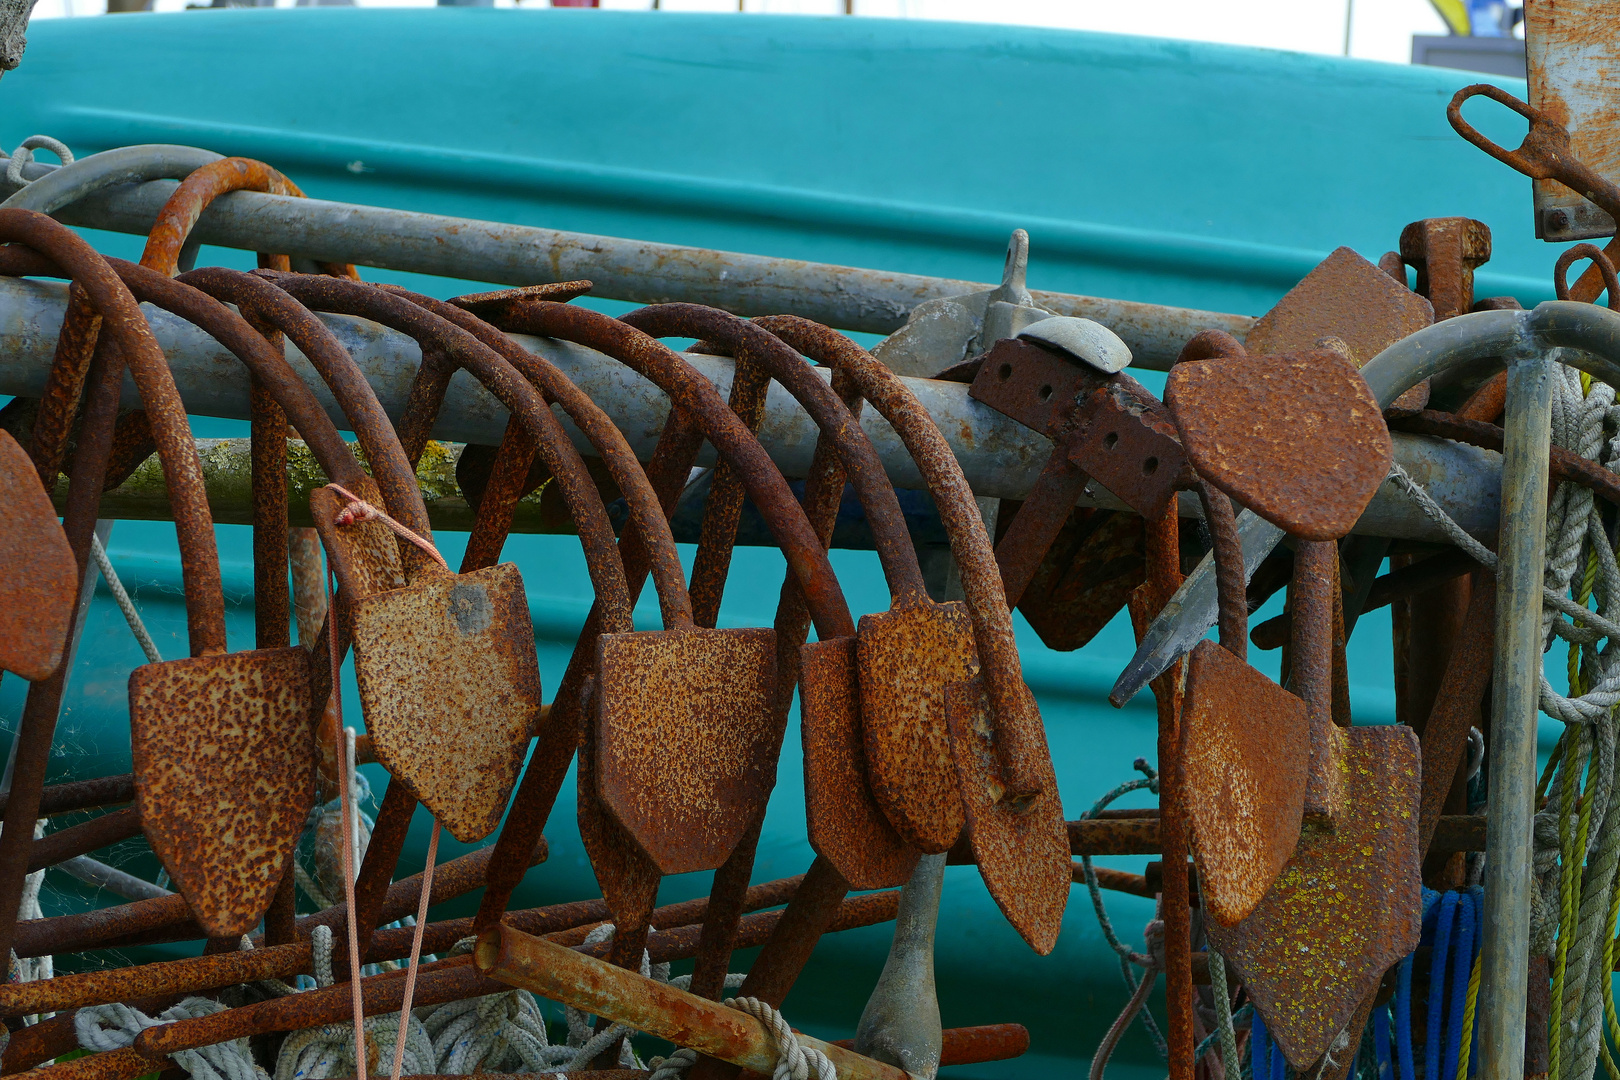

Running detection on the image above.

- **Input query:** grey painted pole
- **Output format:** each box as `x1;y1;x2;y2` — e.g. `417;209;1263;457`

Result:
1479;352;1555;1080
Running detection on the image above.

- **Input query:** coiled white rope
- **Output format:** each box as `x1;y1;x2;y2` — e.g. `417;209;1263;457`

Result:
77;998;268;1080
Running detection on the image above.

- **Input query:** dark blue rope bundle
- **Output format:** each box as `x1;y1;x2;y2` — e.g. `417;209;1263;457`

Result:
1364;887;1483;1080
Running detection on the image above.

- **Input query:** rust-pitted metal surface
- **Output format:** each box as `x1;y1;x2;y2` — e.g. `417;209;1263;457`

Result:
1205;724;1422;1069
1166;351;1393;541
311;479;407;603
943;676;1068;956
800;636;920;890
755;315;1068;954
969;338;1186;520
1523;1;1620;243
1180;640;1309;928
856;602;975;854
129;647;313;939
0;428;75;681
1015;509;1144;652
1242;248;1433;366
1449;83;1620;302
596;627;777;875
351;562;541;843
1399;219;1491;321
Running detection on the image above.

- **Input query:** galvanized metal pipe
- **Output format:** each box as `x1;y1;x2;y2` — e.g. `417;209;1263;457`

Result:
0;157;1251;369
0;276;1500;543
1478;353;1555;1080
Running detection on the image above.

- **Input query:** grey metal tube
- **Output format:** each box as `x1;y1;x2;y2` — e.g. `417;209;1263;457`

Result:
0;275;1500;541
0;157;1250;370
1479;354;1555;1080
0;144;221;214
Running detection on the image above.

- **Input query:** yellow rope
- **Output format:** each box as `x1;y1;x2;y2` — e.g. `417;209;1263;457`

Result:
1457;959;1482;1080
1552;727;1585;1080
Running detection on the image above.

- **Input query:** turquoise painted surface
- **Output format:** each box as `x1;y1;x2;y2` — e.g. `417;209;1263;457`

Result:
0;10;1568;1075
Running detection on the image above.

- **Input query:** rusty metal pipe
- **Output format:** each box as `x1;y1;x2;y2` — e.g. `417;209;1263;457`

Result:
476;924;911;1080
25;807;142;873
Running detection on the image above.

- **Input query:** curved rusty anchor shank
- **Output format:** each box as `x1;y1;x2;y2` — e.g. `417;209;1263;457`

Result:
622;303;943;1006
754;315;1070;957
370;285;773;1004
0;208;236;965
451;298;862;1008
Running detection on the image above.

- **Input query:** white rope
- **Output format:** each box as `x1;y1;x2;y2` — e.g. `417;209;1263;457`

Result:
725;997;837;1080
77;997;269;1080
91;532;162;664
2;135;70;180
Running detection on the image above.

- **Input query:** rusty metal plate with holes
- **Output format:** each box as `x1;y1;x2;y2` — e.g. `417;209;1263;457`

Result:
857;602;977;855
800;636;921;890
969;338;1099;433
352;562;541;844
1017;509;1144;652
1527;0;1620;241
1166;351;1393;541
1206;725;1422;1070
0;429;76;681
969;338;1186;518
944;677;1069;956
1180;639;1309;928
1065;375;1188;519
1243;248;1433;367
309;480;406;603
130;646;314;939
596;626;778;876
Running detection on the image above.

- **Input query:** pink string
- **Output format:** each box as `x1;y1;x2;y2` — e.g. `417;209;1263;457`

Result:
389;819;441;1080
329;568;369;1080
325;483;449;571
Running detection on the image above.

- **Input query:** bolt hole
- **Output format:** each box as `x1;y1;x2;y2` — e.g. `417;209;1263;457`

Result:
1143;457;1159;475
1038;384;1053;401
1103;432;1119;449
997;363;1012;381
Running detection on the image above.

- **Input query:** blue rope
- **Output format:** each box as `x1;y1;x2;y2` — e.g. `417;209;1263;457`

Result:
1427;891;1460;1080
1374;1005;1393;1080
1444;888;1479;1080
1467;887;1484;1076
1253;1008;1273;1080
1395;889;1440;1080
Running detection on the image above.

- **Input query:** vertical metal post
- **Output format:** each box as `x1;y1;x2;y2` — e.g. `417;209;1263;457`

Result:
1479;352;1554;1080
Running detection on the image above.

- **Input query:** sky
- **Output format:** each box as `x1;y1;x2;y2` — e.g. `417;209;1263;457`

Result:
29;0;1459;67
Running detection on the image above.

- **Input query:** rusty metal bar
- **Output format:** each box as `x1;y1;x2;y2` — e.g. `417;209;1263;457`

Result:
477;923;911;1080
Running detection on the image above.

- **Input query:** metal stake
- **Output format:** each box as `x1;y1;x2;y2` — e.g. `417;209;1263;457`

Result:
1479;351;1555;1080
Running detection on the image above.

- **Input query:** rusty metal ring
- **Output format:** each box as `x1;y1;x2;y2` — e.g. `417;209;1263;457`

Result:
1446;83;1568;181
377;284;692;627
177;268;430;537
1555;243;1620;310
0;248;365;491
0;209;225;655
470;299;856;644
142;157;358;279
253;271;642;632
621;303;932;608
1176;329;1249;365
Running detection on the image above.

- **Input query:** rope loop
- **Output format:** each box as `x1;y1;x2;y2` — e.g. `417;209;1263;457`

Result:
324;483;448;570
4;135;72;187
